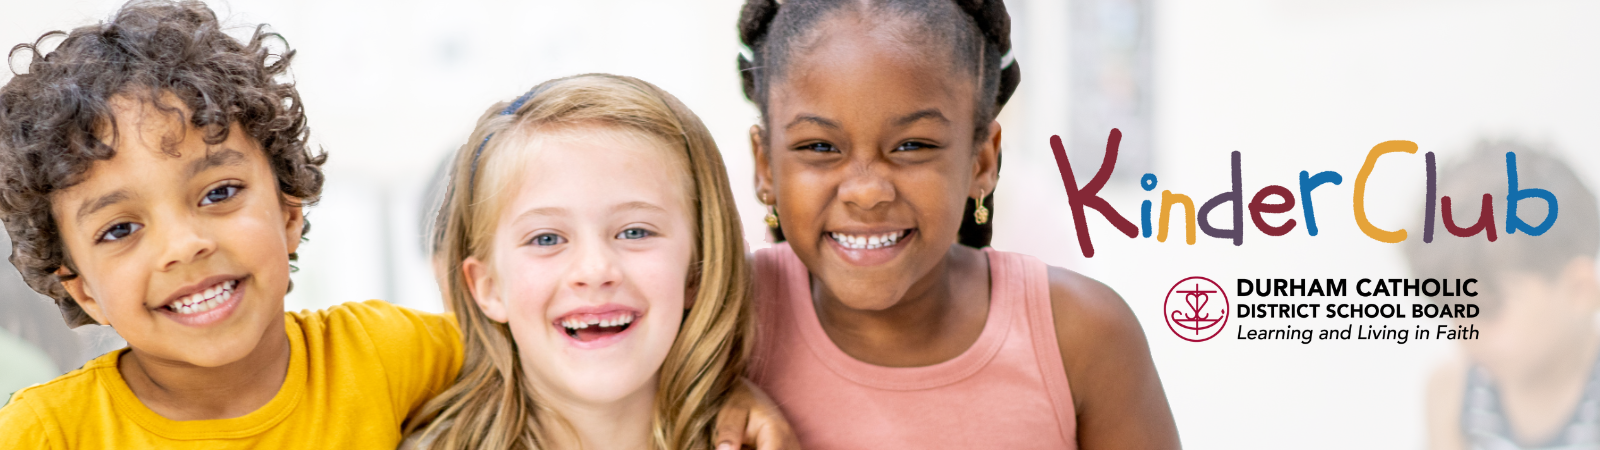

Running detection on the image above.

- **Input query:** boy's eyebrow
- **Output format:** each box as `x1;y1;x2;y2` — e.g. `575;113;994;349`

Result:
892;109;949;127
75;149;248;225
77;190;131;224
187;148;246;178
785;114;841;131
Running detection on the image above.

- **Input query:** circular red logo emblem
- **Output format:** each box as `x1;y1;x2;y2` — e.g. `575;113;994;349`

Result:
1164;276;1229;342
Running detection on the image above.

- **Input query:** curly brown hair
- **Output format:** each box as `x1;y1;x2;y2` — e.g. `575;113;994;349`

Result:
0;0;326;327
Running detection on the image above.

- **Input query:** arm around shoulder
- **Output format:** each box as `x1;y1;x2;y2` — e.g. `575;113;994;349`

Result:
1048;266;1181;449
337;301;465;424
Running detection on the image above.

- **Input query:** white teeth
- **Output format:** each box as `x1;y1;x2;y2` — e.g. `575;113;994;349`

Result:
562;318;591;330
560;313;637;331
831;231;904;250
167;280;236;315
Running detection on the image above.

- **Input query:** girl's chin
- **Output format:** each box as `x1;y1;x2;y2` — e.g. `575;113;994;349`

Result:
548;373;658;405
522;348;667;406
815;276;908;311
827;291;906;311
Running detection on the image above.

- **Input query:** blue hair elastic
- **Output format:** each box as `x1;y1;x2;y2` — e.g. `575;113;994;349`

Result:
467;87;542;196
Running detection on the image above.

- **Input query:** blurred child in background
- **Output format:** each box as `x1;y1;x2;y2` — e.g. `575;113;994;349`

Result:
1405;141;1600;450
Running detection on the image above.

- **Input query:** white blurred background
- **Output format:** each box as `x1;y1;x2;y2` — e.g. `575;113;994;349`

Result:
2;0;1598;448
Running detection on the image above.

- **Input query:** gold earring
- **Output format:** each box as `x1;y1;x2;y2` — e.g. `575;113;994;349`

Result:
974;189;990;225
762;193;779;228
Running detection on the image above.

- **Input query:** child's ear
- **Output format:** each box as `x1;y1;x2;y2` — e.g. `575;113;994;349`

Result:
1559;256;1600;310
750;125;774;198
970;121;1003;198
57;267;108;326
282;196;307;255
462;256;508;322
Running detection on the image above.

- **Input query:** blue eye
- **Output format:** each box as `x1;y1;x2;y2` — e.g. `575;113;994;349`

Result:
98;222;142;243
616;228;653;240
799;142;838;153
529;233;565;246
894;141;936;152
200;185;241;206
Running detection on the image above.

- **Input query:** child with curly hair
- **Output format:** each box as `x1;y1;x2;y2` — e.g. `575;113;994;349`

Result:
0;1;462;447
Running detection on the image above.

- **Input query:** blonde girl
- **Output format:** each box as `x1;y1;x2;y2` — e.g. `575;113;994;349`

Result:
407;73;754;450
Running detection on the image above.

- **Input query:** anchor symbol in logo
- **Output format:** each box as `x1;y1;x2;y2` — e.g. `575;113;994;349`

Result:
1163;276;1229;342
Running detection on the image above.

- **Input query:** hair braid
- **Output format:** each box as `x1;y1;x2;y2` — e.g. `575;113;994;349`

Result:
953;0;1021;109
736;0;780;108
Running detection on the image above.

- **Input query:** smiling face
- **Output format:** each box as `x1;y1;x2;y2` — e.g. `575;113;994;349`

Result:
754;15;1000;311
463;125;695;407
50;94;302;368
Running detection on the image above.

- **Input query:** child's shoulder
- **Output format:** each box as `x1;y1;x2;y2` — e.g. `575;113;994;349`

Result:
0;350;124;447
285;300;463;387
981;248;1147;365
289;300;456;336
1041;264;1181;445
1040;264;1153;385
4;350;120;410
982;248;1140;343
1043;265;1140;343
1043;265;1151;363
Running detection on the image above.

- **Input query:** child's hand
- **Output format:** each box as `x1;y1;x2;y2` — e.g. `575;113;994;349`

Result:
714;379;799;450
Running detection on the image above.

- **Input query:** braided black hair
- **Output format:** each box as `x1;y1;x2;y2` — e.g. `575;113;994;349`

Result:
737;0;1019;248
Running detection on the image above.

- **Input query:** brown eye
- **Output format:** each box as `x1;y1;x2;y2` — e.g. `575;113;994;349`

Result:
200;185;241;205
98;222;142;242
799;142;838;153
893;141;936;152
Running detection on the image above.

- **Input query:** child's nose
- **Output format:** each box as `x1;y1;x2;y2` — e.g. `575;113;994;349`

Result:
155;216;216;271
838;167;896;210
567;238;620;290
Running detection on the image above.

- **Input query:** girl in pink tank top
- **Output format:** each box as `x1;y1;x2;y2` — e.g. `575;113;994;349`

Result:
733;0;1180;448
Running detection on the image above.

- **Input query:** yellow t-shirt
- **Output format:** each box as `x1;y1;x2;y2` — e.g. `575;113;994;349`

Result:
0;300;463;449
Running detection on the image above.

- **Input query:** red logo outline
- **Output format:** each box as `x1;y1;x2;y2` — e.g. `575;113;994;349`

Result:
1164;276;1230;342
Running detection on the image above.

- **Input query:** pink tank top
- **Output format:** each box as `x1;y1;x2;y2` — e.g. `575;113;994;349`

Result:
750;244;1078;449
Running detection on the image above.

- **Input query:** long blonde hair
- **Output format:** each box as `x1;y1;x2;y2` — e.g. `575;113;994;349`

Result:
407;74;752;450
